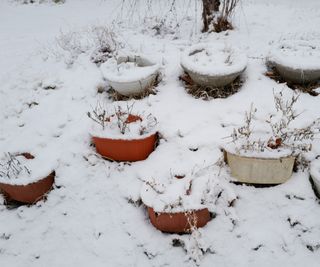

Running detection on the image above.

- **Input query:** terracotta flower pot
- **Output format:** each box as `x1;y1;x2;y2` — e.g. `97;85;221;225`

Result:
0;171;55;204
92;114;158;162
147;207;211;234
93;133;157;162
225;151;295;184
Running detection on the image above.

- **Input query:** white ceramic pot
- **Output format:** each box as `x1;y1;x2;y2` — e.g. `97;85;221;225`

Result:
181;43;247;87
101;55;160;96
225;151;295;184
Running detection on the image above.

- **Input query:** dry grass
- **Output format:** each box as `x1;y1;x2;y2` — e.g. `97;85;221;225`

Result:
179;72;243;100
265;66;320;96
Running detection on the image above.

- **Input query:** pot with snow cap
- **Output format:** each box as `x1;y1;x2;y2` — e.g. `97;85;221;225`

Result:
310;159;320;197
140;172;223;234
88;106;158;162
100;54;160;96
268;40;320;84
0;153;55;204
181;43;247;87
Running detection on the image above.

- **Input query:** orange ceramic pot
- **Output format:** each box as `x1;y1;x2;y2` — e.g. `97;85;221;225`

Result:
147;207;211;234
0;171;55;204
93;133;157;162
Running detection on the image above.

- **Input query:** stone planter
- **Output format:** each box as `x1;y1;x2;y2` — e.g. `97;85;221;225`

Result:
181;43;247;87
268;40;320;84
101;55;160;96
225;151;295;184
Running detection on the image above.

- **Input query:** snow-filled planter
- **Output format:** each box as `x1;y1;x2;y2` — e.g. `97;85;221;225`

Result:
88;105;158;162
310;160;320;197
224;91;320;184
141;172;216;234
100;54;160;96
180;43;247;87
268;40;320;84
0;153;56;204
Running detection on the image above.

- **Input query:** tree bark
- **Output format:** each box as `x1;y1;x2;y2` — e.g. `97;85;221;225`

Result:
202;0;220;32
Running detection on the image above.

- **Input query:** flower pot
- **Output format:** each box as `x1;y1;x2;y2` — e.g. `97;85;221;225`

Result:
181;43;247;87
101;55;160;96
147;207;211;234
93;133;157;162
268;40;320;84
0;171;55;204
225;151;295;184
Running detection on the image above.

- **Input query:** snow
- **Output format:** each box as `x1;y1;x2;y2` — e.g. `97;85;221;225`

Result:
181;43;247;76
0;153;57;185
89;110;158;139
1;0;320;266
100;55;160;83
268;39;320;70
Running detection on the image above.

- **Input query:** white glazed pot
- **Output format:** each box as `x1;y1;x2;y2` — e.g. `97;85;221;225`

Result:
225;151;295;184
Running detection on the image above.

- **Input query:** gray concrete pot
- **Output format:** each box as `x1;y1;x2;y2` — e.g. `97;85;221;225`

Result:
181;43;247;87
225;151;295;184
273;62;320;84
269;40;320;84
102;55;159;96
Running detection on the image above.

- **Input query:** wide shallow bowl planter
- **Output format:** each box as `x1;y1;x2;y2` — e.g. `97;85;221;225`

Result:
268;40;320;84
93;133;157;162
181;43;247;87
101;55;160;96
147;207;211;234
225;151;295;184
0;171;55;204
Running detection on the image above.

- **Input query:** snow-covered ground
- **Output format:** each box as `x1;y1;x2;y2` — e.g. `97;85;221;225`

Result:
1;0;320;266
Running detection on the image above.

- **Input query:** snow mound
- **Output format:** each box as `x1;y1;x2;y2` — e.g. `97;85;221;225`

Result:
100;55;159;83
89;111;158;140
0;153;57;186
180;43;247;76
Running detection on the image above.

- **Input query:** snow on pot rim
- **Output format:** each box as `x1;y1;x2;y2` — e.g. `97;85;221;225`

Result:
223;142;293;159
268;40;320;71
89;113;158;140
0;153;58;186
180;43;247;77
140;173;212;213
100;54;160;95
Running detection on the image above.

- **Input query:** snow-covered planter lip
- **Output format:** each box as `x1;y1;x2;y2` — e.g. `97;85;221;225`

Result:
268;40;320;83
0;152;57;186
100;54;160;96
180;43;247;87
141;172;214;233
310;159;320;197
0;152;56;204
88;106;158;161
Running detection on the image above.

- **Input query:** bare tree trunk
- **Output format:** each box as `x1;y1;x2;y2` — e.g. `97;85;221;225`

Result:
202;0;220;32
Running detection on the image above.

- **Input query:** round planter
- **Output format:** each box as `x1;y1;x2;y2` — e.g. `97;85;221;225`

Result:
225;151;295;184
147;207;211;234
0;171;55;204
93;133;157;162
273;62;320;84
101;55;159;96
181;43;247;87
269;40;320;84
